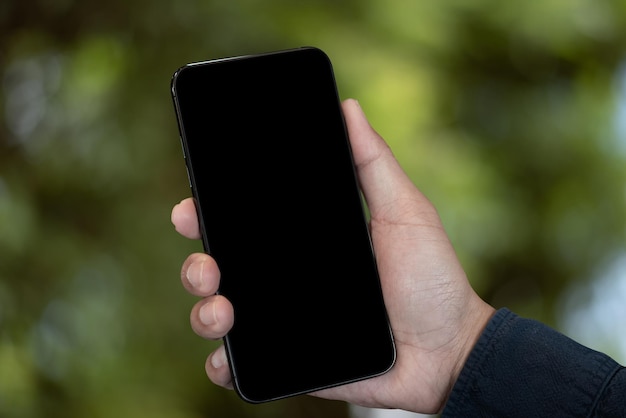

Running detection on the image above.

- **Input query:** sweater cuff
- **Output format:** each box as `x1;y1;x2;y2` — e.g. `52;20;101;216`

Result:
442;308;622;417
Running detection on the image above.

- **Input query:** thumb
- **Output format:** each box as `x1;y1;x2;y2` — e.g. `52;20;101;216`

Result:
342;99;436;224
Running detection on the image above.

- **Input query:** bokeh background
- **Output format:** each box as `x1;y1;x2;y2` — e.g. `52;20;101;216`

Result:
1;1;625;417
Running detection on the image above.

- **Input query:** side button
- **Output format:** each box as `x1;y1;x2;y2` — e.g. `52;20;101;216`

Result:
185;165;192;189
179;137;186;158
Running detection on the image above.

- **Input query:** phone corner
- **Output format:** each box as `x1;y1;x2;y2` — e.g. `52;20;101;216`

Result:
170;64;192;97
231;380;270;405
300;45;331;60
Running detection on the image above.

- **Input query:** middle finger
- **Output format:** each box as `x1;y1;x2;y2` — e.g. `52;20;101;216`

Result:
181;253;221;296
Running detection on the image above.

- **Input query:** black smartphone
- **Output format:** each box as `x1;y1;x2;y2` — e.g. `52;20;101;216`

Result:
170;46;396;403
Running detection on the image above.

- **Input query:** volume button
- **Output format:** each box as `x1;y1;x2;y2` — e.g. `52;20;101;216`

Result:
179;137;186;158
185;165;192;189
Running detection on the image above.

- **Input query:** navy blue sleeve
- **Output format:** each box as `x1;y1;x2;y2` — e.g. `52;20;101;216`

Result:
442;308;626;417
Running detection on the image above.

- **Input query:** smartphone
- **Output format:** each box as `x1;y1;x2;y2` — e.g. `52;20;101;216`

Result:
170;46;396;404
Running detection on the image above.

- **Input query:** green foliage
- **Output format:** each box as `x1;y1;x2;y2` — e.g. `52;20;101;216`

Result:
1;0;625;417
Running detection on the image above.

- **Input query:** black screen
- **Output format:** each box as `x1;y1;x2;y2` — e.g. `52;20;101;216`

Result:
171;47;395;403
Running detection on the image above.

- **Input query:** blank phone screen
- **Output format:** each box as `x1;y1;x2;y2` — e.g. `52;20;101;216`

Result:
171;47;395;403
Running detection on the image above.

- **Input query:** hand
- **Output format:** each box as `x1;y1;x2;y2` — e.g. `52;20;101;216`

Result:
171;99;495;414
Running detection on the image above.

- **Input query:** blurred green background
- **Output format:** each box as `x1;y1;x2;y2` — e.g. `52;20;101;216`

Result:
1;0;625;417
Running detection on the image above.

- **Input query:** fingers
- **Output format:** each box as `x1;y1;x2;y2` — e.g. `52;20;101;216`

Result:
171;198;201;239
182;252;234;338
181;252;235;390
181;252;220;297
190;294;234;339
206;345;234;389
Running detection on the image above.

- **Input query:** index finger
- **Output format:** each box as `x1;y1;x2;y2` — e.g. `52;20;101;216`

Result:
171;198;201;239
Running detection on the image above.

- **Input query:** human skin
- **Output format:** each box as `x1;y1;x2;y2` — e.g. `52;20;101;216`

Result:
171;99;495;414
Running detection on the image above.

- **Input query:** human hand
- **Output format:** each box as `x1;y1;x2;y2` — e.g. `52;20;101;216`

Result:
171;99;495;414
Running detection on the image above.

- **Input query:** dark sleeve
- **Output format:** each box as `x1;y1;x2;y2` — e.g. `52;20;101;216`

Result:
442;308;626;418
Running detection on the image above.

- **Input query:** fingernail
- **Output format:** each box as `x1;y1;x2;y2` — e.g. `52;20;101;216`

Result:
211;347;227;369
186;261;204;288
199;302;216;326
